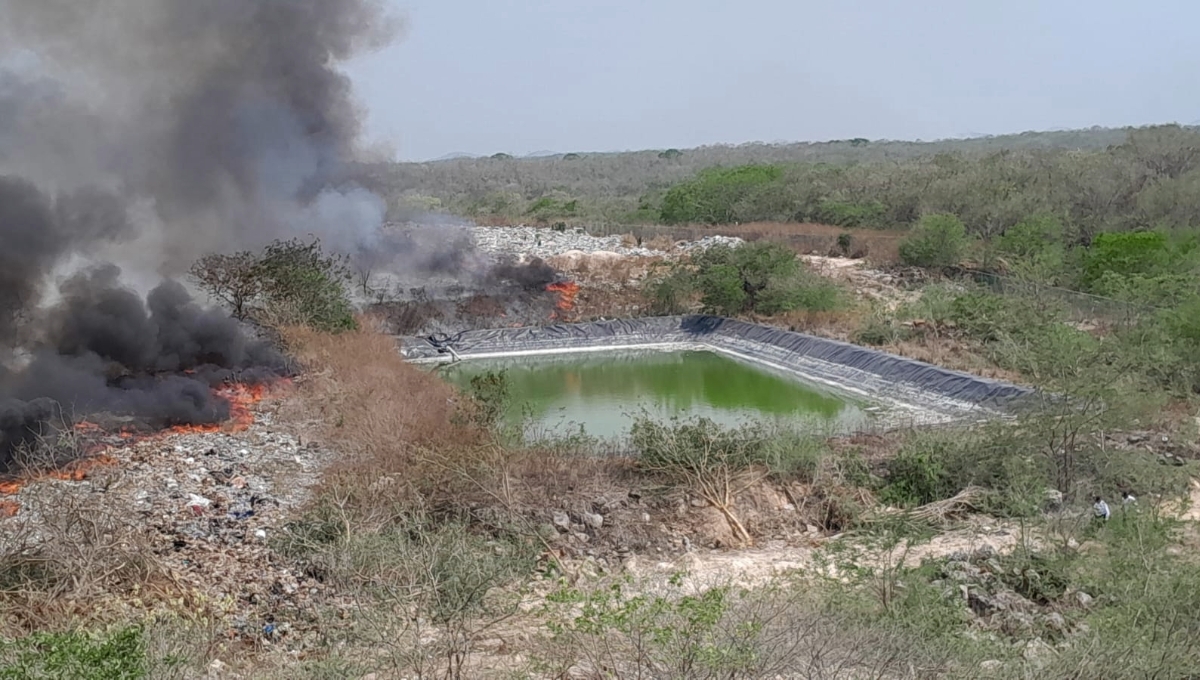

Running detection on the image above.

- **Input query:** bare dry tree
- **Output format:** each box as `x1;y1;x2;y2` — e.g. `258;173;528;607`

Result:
632;419;768;545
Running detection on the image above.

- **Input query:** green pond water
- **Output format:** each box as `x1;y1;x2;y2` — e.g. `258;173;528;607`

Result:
437;349;875;440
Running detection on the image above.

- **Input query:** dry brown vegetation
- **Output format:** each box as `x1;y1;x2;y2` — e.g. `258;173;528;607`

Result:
280;323;629;537
283;322;464;452
0;488;168;633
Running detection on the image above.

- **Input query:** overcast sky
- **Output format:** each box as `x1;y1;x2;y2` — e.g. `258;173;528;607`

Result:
347;0;1200;162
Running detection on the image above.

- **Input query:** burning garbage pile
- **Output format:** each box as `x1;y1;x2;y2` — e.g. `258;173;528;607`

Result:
1;264;294;480
366;255;583;335
1;0;400;483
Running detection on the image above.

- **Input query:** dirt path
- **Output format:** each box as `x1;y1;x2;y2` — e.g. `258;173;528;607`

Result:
617;518;1028;591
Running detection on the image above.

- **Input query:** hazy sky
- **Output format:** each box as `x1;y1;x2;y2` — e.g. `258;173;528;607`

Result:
350;0;1199;161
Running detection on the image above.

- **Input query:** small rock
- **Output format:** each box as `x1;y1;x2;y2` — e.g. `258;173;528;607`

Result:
979;659;1003;672
973;545;997;561
1043;488;1064;509
1022;638;1056;667
640;512;650;523
255;529;267;540
1044;612;1067;633
552;511;570;530
582;512;603;529
805;524;819;534
690;498;706;508
1074;591;1093;608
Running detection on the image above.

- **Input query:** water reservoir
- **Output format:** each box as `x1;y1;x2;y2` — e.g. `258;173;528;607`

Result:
438;349;877;440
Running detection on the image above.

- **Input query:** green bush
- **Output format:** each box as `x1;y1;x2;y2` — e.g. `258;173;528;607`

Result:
755;275;842;315
815;199;887;228
191;237;356;332
254;238;357;331
996;215;1065;260
695;263;748;316
898;213;970;269
879;443;951;507
525;195;579;221
466;370;511;430
836;232;853;255
632;417;764;474
660;164;784;224
883;428;1049;517
645;270;695;315
995;215;1067;283
1080;231;1194;293
0;627;147;680
852;317;909;347
947;291;1015;342
662;241;841;316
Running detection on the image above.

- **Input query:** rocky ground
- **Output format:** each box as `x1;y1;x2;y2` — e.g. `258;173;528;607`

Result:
0;384;348;645
468;224;744;261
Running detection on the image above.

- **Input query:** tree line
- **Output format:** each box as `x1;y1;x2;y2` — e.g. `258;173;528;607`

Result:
352;125;1195;232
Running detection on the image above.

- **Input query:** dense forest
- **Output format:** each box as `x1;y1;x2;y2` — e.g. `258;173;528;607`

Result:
353;125;1198;234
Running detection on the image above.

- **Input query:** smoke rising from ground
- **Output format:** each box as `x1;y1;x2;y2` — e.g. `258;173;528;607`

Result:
0;0;402;464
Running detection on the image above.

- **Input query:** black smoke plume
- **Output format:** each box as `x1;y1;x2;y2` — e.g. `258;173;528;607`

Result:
486;257;561;291
0;1;399;468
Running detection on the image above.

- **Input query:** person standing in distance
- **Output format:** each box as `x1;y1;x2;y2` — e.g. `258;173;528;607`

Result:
1093;496;1111;522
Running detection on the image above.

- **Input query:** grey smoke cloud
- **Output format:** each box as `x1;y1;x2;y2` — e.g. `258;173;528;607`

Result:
0;0;402;464
1;0;401;266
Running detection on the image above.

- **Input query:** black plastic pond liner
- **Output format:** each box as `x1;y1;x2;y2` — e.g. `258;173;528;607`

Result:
399;315;1034;411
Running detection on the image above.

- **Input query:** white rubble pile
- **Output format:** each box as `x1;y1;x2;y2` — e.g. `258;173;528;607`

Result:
678;234;746;252
471;225;658;259
469;225;743;260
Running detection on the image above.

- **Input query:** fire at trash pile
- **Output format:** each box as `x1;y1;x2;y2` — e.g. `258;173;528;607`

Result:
0;392;338;634
0;378;292;515
365;256;586;335
547;280;581;321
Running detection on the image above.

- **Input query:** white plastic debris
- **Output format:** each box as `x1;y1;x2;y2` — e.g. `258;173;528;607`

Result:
186;494;212;515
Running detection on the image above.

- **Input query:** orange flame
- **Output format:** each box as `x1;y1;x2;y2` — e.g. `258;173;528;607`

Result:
0;454;118;500
0;379;290;504
547;281;580;320
166;381;284;435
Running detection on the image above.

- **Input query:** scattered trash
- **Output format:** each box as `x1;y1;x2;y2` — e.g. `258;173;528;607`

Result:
187;494;212;515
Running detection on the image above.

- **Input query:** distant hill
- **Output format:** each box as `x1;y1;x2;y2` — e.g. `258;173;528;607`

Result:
523;150;561;158
431;152;478;161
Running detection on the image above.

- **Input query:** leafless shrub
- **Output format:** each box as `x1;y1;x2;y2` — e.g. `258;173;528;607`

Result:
537;573;944;679
296;510;537;680
0;486;165;632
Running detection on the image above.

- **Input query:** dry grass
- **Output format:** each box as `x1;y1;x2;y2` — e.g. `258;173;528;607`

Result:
880;337;1024;383
283;323;467;454
643;234;677;251
281;323;623;527
759;308;866;342
0;486;170;634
